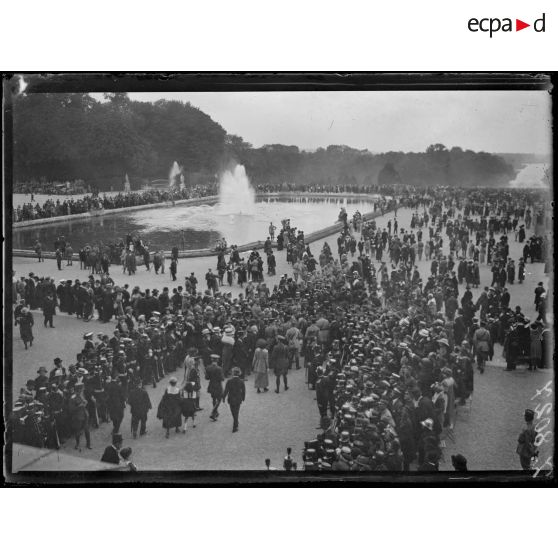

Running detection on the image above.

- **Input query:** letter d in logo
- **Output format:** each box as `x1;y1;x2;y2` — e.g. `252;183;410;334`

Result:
534;13;546;32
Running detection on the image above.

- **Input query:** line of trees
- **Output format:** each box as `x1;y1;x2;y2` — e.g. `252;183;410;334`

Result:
13;93;516;189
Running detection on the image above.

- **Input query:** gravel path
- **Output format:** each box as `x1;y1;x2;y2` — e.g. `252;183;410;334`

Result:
11;205;554;471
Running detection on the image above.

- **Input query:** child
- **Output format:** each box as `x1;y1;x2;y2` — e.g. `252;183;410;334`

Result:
180;382;197;433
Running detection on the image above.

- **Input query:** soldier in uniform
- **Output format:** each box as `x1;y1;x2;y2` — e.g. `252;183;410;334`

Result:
67;381;91;450
84;369;100;429
106;376;126;434
183;348;203;411
206;354;224;421
90;367;108;423
270;335;289;393
48;383;65;445
128;379;152;438
142;348;159;388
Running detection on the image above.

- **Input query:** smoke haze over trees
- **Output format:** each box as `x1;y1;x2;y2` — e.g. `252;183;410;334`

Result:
13;93;516;189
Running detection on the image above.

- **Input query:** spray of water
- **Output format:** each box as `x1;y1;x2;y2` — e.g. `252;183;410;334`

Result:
169;161;181;188
217;164;256;215
509;163;551;189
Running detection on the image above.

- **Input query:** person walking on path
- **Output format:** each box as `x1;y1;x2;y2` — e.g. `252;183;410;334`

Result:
65;243;73;266
206;354;224;421
170;258;178;281
270;335;289;393
128;380;152;438
34;240;43;262
17;307;34;349
253;339;270;393
157;377;183;439
472;320;491;374
68;381;91;451
42;293;56;328
223;367;246;432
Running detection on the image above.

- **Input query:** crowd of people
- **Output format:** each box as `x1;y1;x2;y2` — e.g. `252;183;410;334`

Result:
13;184;219;222
13;180;415;223
14;180;89;196
9;184;552;472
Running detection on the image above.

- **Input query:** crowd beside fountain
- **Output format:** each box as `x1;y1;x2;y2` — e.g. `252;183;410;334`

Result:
13;184;219;223
9;184;552;472
14;178;437;223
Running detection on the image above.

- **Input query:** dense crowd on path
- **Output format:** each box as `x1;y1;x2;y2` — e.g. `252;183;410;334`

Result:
9;184;552;472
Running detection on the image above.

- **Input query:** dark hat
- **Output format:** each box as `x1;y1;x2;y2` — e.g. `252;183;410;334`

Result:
451;454;467;468
524;409;535;422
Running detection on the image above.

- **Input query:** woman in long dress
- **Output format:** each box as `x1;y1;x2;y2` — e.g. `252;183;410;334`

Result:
253;339;269;393
18;307;34;349
157;377;183;438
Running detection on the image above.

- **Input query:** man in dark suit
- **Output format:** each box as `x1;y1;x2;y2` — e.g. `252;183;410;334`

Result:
270;335;289;393
101;433;123;464
222;367;246;432
206;354;224;421
128;380;152;438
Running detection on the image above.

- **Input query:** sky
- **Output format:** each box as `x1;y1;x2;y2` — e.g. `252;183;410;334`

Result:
95;90;551;154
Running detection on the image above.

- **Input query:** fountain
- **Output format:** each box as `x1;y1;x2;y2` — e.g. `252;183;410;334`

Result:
169;161;182;188
124;173;131;192
509;163;551;189
217;164;256;215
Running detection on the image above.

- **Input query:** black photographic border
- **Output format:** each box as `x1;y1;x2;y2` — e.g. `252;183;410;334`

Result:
2;71;556;487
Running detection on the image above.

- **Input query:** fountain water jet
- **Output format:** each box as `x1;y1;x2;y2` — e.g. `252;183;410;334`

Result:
169;161;181;188
217;164;256;215
509;163;551;189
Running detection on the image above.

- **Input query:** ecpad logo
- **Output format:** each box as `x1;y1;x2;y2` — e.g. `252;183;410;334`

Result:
468;13;546;37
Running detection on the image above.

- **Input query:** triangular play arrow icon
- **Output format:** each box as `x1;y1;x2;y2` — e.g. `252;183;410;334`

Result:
516;19;530;31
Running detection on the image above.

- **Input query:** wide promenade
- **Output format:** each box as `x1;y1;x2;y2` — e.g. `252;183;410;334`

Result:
11;205;553;471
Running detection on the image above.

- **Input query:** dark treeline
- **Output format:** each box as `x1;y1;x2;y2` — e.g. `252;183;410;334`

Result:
14;93;516;189
233;142;516;187
13;93;227;190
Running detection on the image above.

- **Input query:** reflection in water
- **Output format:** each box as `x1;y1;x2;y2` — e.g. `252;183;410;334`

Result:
13;197;378;252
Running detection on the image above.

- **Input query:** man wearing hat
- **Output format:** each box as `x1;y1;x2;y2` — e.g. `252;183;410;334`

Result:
222;367;246;432
472;321;491;374
106;376;126;435
516;409;538;471
206;354;225;421
451;454;468;472
183;348;203;411
68;381;91;451
128;380;152;438
101;433;123;464
35;366;50;391
17;307;34;349
270;335;289;393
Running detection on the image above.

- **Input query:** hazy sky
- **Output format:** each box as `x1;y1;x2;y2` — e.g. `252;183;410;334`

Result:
109;90;550;154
